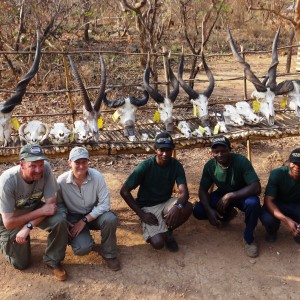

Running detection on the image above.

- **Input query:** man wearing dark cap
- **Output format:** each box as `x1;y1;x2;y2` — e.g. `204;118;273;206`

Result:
57;147;120;271
0;144;68;280
120;132;192;252
260;148;300;243
193;135;261;257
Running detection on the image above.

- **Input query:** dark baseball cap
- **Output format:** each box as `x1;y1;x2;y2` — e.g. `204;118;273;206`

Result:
155;132;175;149
211;135;231;148
19;144;48;162
289;148;300;163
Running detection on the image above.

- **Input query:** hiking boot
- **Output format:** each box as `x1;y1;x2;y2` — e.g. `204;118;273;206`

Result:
165;232;179;252
244;240;259;258
104;257;121;271
46;263;67;281
265;231;277;243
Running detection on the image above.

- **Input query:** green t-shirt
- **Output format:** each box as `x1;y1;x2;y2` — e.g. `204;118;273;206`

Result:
265;166;300;203
200;153;259;195
125;155;187;208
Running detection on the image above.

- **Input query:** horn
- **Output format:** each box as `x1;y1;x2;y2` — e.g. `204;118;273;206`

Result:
68;55;93;112
129;90;149;107
143;56;164;103
274;80;294;95
102;92;125;108
93;53;106;112
178;53;199;99
201;52;215;98
168;59;179;102
39;123;50;143
1;31;42;114
227;28;267;92
267;28;280;91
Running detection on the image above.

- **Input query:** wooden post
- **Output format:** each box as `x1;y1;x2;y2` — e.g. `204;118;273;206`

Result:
162;47;170;98
62;52;75;124
247;138;252;162
242;46;248;100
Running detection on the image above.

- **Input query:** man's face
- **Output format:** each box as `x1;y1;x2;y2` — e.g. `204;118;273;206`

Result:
69;158;89;178
20;160;45;183
289;161;300;179
211;145;231;165
155;147;173;166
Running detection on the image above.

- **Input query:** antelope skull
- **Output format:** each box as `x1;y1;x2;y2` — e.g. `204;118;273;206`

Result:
228;28;280;126
68;53;105;142
178;52;214;136
143;56;179;132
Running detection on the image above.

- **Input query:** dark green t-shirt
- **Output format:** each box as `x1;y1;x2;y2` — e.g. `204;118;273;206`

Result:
125;155;187;208
200;153;259;195
265;166;300;203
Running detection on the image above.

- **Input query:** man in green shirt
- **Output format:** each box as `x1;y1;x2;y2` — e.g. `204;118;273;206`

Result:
193;136;261;257
120;132;192;252
261;148;300;243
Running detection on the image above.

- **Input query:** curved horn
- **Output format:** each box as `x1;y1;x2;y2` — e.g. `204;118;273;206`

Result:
93;53;106;112
143;57;164;103
201;52;215;98
267;28;280;91
274;80;294;95
168;59;179;102
227;28;267;92
40;123;50;143
178;53;199;99
68;55;93;112
1;31;42;114
129;90;149;107
102;92;125;108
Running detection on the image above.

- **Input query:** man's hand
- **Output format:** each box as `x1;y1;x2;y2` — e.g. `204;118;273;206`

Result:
15;226;30;244
140;211;159;226
40;203;57;216
164;206;180;228
69;220;86;237
207;209;222;227
286;219;300;237
216;193;232;214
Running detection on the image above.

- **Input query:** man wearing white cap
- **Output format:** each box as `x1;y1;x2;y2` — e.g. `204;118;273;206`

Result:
0;144;68;281
57;147;120;271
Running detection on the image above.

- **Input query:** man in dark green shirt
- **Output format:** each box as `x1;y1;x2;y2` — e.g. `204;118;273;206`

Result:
120;132;192;252
193;136;261;257
261;148;300;243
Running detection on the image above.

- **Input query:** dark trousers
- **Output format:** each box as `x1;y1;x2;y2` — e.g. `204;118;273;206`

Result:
193;190;261;244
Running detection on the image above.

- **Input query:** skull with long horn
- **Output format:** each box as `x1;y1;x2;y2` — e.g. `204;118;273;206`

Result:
68;53;105;142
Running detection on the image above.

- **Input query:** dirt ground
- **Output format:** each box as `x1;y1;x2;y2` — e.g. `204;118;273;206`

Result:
1;137;300;300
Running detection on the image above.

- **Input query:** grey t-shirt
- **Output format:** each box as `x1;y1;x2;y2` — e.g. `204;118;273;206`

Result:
0;161;58;218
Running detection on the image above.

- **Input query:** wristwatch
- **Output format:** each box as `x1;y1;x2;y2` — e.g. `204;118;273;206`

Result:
82;216;88;223
26;222;33;230
174;203;184;209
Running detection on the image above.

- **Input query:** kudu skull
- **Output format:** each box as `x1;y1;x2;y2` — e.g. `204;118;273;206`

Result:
228;28;281;126
68;53;105;142
143;55;179;132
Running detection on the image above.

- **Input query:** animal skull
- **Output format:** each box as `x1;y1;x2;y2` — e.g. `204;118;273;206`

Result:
19;120;50;144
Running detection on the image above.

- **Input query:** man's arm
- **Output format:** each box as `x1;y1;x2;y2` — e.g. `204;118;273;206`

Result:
216;181;261;214
199;185;221;226
120;183;158;226
1;197;57;230
264;194;300;237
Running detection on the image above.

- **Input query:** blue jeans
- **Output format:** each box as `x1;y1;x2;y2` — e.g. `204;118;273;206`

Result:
260;201;300;234
193;190;261;244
